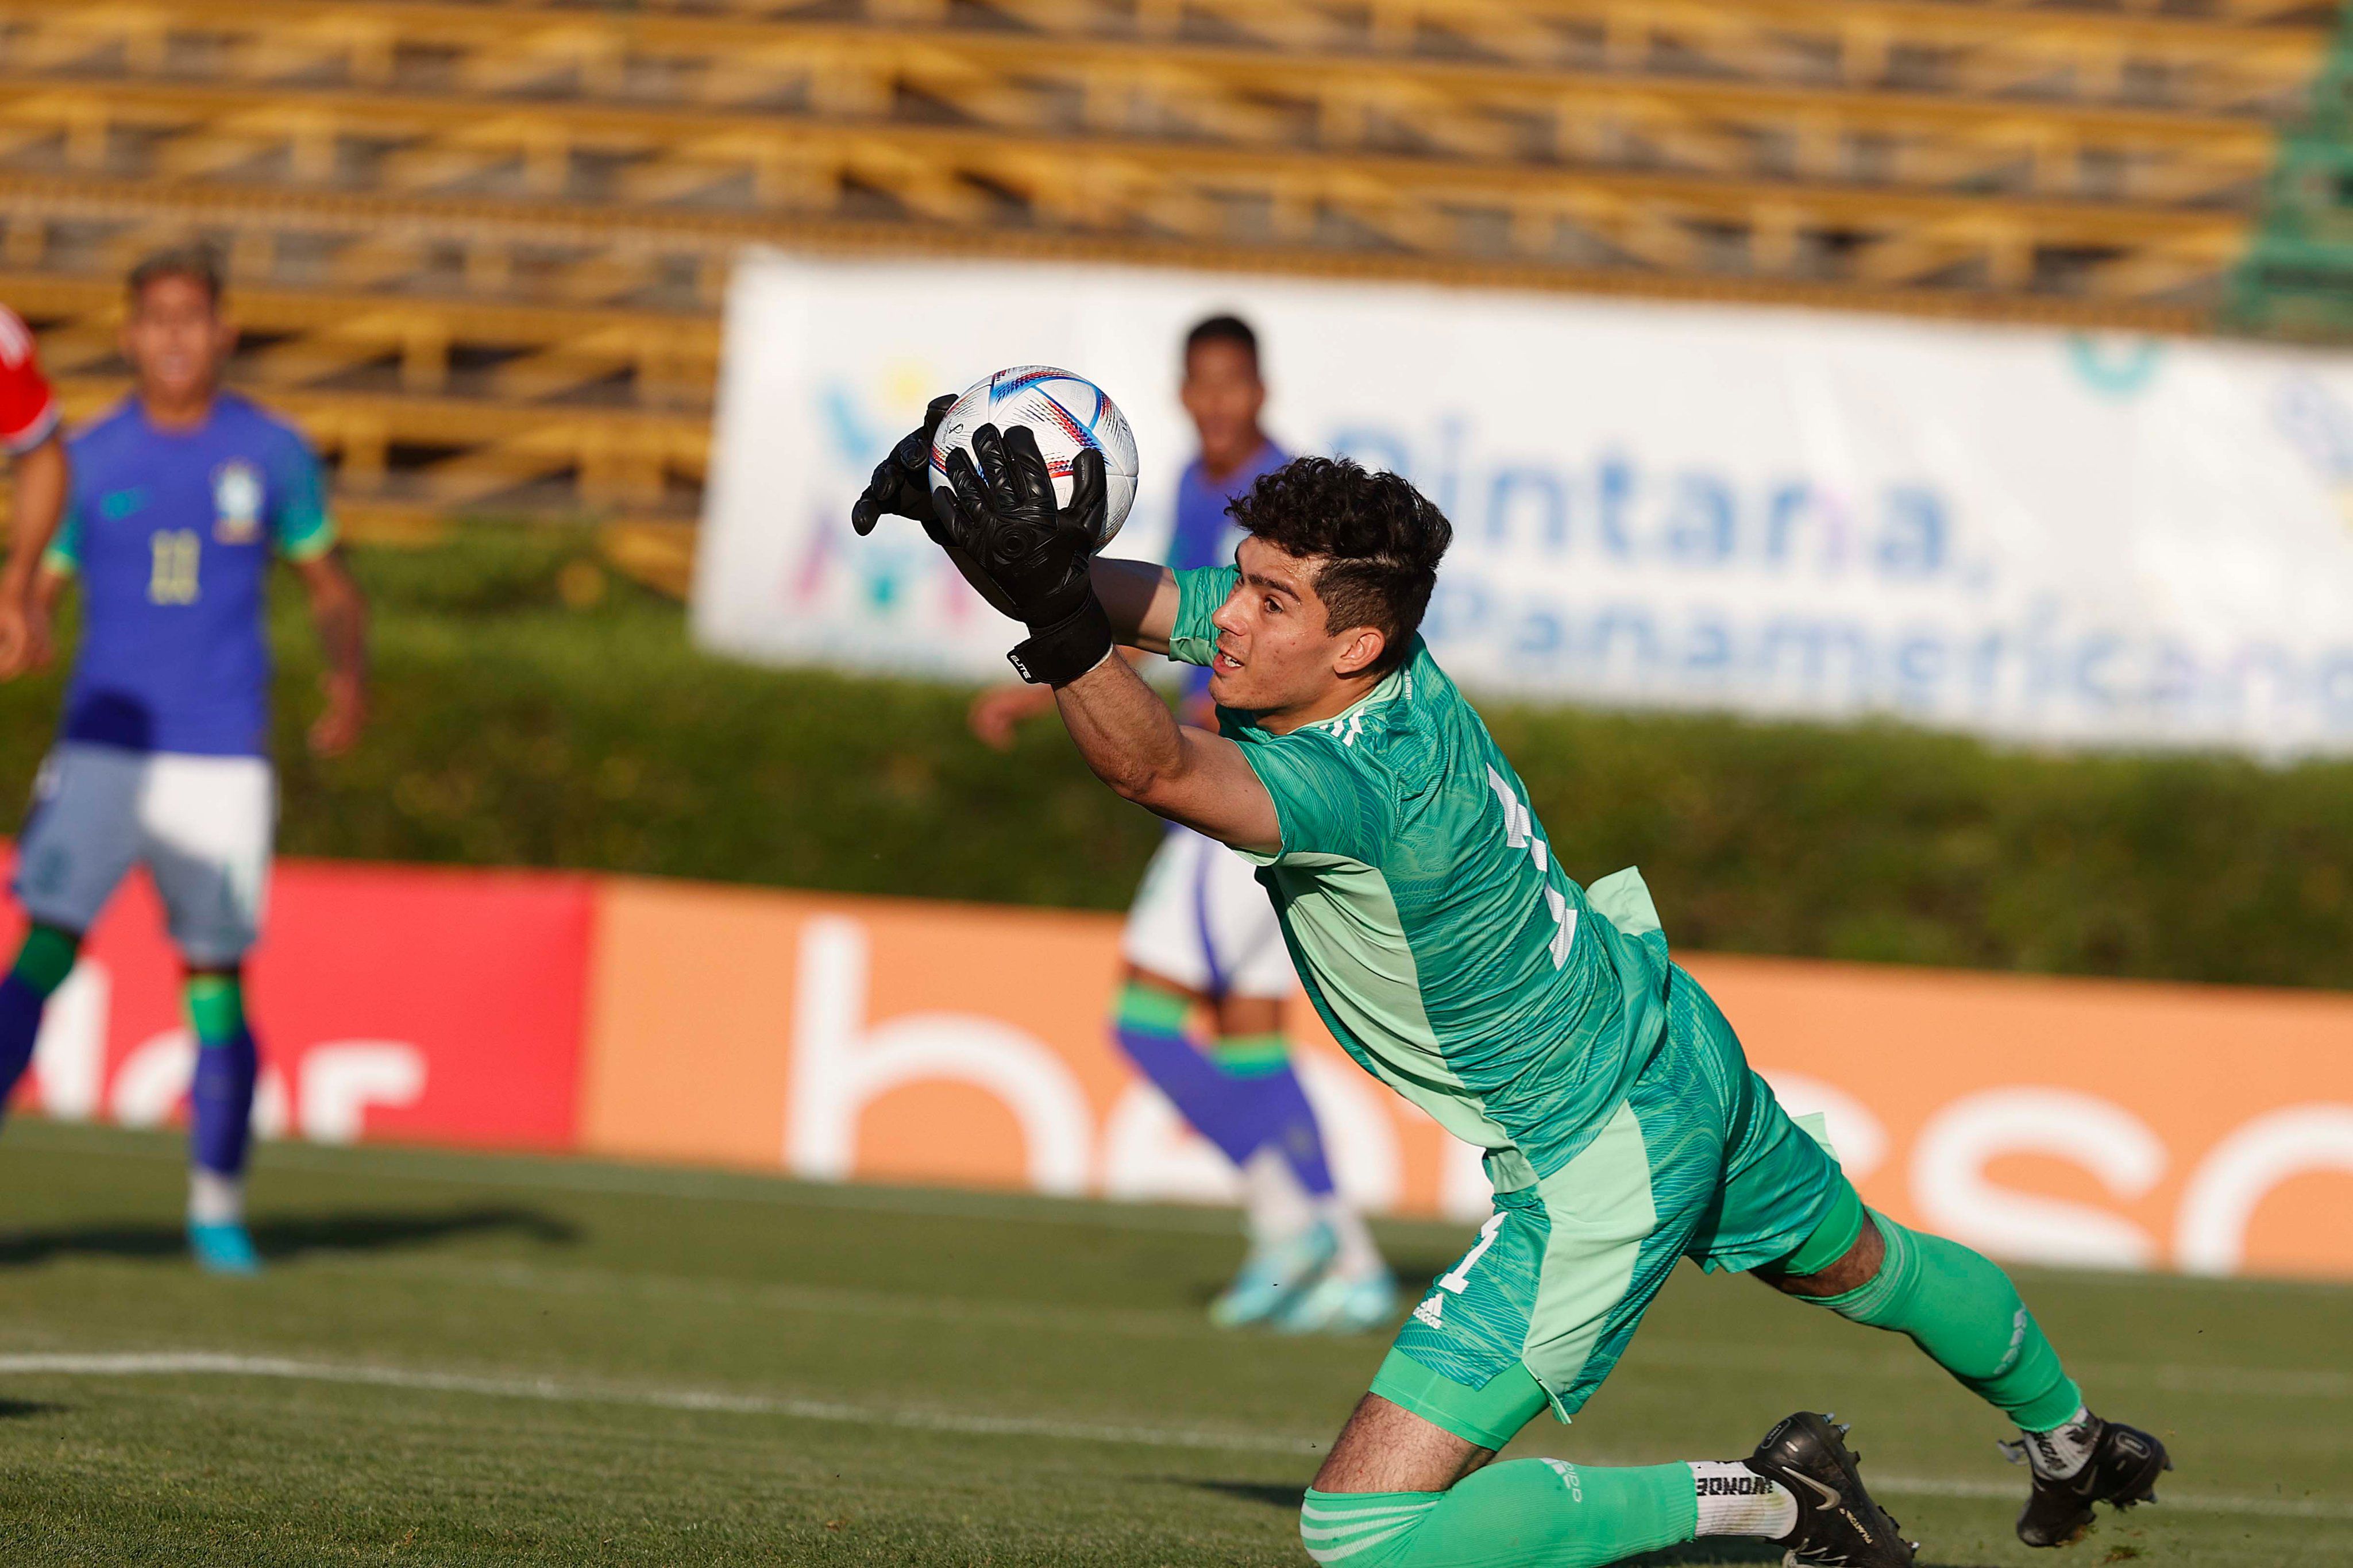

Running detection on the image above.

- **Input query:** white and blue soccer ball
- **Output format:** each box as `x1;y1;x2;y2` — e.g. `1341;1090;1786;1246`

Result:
928;366;1139;546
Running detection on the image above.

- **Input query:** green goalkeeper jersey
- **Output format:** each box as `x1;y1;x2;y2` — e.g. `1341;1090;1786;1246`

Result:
1170;565;1675;1189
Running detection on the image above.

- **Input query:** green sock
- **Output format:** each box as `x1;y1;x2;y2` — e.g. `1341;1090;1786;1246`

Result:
183;974;246;1046
1302;1459;1696;1568
9;925;78;998
1808;1207;2083;1432
1113;981;1189;1034
1209;1031;1291;1079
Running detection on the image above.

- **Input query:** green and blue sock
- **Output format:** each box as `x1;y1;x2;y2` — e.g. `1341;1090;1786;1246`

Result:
1110;983;1332;1195
0;925;79;1124
185;971;259;1188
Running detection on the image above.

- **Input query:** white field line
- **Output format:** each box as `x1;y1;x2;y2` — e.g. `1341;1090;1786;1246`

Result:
331;1256;2353;1402
2;1351;2348;1523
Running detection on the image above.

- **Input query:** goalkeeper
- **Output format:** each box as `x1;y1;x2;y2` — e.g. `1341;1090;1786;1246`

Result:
853;412;2170;1568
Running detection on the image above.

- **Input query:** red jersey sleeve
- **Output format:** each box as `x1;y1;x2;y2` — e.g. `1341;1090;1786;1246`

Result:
0;306;57;455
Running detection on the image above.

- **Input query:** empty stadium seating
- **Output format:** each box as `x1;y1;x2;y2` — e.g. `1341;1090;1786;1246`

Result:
0;0;2340;561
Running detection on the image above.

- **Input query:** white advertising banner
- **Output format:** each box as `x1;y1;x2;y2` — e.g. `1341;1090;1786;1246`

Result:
698;250;2353;755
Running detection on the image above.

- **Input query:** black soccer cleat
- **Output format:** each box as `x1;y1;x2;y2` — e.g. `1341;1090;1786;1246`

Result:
1747;1411;1918;1567
2005;1415;2172;1548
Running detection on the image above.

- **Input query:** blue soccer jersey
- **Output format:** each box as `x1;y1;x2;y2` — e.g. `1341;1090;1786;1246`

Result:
44;393;337;758
1167;440;1287;704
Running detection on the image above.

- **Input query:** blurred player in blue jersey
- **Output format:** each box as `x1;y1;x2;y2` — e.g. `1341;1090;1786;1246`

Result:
0;248;369;1274
970;316;1395;1332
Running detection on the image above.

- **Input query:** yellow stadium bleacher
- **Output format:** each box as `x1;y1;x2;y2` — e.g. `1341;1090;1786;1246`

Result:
0;0;2336;567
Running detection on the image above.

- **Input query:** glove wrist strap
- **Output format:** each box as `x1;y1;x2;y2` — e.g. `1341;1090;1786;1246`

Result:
1008;593;1115;686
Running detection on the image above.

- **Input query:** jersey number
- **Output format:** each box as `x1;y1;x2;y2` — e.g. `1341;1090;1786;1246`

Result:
149;529;200;604
1437;1212;1507;1293
1487;766;1577;968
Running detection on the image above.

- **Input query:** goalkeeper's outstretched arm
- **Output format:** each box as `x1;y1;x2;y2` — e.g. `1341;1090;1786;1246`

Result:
1052;651;1282;856
1089;557;1181;654
1069;557;1282;851
968;561;1194;746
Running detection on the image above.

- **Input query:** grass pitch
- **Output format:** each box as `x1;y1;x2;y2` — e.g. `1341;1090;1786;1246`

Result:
0;1121;2345;1566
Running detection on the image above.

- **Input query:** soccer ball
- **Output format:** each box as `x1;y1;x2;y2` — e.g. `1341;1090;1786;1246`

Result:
929;366;1139;546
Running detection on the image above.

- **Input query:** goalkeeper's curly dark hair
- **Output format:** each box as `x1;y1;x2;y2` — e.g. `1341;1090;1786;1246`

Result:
1227;455;1452;674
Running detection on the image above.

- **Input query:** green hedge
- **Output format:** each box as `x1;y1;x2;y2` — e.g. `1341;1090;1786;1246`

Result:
3;531;2349;990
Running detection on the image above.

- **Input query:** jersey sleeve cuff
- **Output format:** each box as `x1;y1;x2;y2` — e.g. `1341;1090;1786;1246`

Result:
279;515;340;562
1166;565;1238;667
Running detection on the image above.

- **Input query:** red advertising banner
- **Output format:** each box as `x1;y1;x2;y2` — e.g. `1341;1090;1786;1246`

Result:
2;856;593;1152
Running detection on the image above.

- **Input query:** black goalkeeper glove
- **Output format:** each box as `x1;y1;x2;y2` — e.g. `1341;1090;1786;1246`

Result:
849;393;957;539
848;393;1043;621
934;422;1113;686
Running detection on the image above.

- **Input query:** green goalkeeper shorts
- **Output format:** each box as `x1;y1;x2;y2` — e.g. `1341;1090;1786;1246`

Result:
1370;963;1847;1450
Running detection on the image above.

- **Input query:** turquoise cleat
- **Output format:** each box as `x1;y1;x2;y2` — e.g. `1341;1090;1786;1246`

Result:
1209;1222;1337;1328
1274;1268;1401;1335
187;1220;263;1276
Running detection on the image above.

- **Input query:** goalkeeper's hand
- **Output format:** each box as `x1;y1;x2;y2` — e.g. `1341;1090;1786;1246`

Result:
935;423;1114;685
848;393;956;539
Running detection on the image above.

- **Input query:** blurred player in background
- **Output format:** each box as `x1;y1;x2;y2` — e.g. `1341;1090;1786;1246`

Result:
0;248;369;1273
0;301;70;679
857;419;2171;1567
968;316;1394;1333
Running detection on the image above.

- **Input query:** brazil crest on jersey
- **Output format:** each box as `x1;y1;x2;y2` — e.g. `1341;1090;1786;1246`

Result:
1169;565;1675;1190
45;393;337;758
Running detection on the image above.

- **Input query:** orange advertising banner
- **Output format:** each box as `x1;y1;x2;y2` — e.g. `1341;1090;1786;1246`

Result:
579;877;2353;1281
580;878;1482;1218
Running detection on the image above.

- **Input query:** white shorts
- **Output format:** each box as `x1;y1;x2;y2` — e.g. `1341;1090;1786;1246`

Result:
13;742;275;965
1120;825;1297;1001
